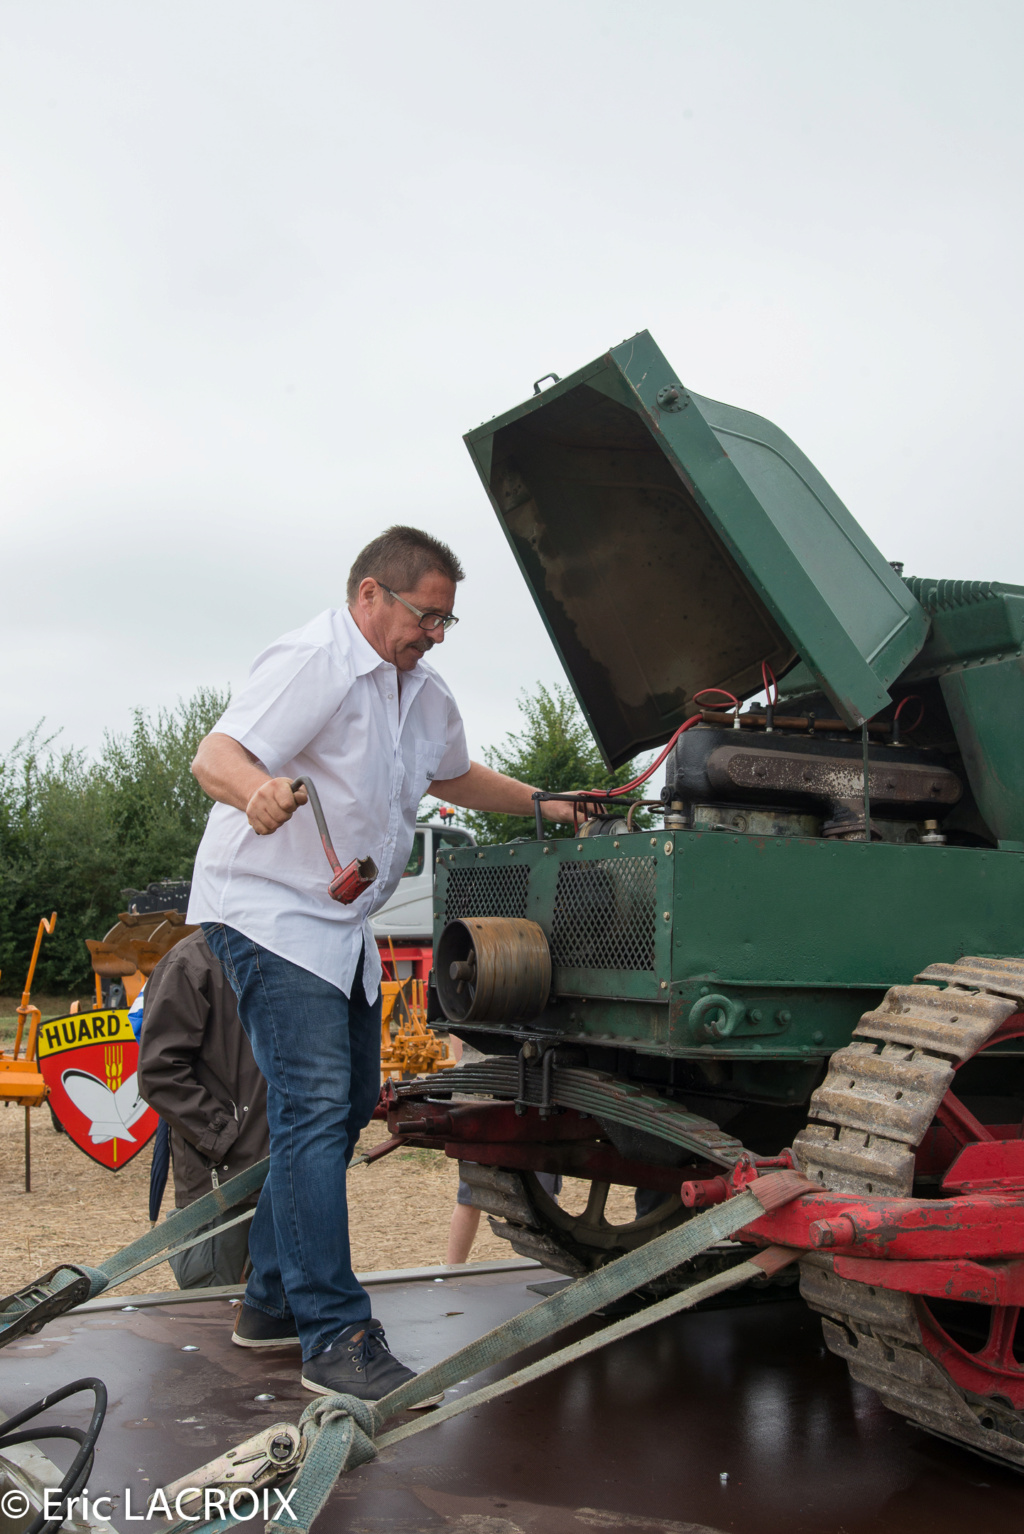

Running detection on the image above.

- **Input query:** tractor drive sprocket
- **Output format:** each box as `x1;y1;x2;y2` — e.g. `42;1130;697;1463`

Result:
793;954;1024;1471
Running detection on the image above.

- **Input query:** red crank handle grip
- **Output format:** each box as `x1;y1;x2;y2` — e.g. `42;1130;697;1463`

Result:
290;776;378;905
327;855;379;905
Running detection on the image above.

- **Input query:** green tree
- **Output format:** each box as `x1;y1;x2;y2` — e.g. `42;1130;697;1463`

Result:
457;682;648;845
0;688;228;995
0;730;116;995
100;687;230;892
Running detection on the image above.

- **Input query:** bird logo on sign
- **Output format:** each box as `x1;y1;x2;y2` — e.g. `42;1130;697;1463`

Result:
61;1060;149;1147
37;1011;157;1170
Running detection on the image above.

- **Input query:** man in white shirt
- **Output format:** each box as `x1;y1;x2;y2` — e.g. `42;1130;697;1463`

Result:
189;525;571;1401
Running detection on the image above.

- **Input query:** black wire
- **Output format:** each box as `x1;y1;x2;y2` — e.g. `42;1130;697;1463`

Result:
0;1378;106;1534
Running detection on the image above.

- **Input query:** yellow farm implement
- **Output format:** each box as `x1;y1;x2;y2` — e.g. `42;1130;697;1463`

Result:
0;912;57;1191
380;976;455;1079
0;912;56;1111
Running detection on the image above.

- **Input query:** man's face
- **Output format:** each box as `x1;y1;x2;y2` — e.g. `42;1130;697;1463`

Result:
355;570;457;672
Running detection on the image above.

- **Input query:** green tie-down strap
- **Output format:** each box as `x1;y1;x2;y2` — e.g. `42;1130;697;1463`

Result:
165;1174;809;1534
0;1156;270;1349
265;1395;378;1534
370;1185;773;1420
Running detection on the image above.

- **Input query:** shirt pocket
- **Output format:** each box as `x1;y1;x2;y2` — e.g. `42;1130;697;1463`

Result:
413;739;447;796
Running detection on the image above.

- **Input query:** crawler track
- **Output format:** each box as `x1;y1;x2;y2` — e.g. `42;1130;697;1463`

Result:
794;955;1024;1470
426;958;1024;1464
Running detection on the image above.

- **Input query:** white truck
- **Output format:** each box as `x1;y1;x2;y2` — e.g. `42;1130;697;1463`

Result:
369;819;475;955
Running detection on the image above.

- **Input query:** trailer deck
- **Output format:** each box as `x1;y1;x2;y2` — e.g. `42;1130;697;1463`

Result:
1;1263;1022;1534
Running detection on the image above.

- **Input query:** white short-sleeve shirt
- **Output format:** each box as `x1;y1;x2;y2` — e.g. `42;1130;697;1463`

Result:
187;607;470;1000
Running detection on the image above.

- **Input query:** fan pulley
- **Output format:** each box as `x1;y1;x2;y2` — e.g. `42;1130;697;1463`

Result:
436;917;551;1024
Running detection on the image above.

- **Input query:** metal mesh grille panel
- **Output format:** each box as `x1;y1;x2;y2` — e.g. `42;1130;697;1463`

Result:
550;857;657;971
443;864;530;924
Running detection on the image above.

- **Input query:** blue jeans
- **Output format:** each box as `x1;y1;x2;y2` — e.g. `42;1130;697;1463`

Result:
203;923;381;1359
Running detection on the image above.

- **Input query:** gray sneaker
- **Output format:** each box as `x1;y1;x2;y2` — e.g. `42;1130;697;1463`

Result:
300;1320;442;1406
231;1302;300;1349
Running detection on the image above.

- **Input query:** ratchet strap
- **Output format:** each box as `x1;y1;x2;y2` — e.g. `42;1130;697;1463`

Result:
0;1156;269;1348
162;1171;811;1534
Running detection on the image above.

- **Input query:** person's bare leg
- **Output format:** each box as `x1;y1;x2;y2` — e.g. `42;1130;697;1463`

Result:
447;1204;481;1264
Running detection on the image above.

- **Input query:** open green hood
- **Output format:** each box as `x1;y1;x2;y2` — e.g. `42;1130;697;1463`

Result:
464;331;929;769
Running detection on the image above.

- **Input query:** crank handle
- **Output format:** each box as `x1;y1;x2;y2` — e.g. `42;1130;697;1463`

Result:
290;776;378;904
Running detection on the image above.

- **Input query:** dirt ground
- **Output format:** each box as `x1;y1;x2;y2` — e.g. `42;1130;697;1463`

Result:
0;1104;513;1298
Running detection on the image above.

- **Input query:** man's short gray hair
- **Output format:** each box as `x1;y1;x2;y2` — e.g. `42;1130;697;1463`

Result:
346;525;465;605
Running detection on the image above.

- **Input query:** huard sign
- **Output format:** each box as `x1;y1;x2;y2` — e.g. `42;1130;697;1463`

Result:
37;1010;158;1171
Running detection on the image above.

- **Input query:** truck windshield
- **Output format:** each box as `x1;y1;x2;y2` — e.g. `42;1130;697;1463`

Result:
403;833;425;877
437;829;473;851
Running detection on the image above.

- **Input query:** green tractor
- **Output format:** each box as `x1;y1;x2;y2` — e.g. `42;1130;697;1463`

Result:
392;332;1024;1469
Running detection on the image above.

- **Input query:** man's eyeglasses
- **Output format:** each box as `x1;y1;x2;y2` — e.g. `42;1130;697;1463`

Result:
379;584;459;633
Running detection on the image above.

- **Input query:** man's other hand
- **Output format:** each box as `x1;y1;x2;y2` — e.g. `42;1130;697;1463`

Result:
246;778;308;836
431;761;579;824
538;797;577;825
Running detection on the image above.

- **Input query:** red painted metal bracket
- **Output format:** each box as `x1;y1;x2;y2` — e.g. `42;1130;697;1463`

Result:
831;1255;1024;1306
943;1138;1024;1192
679;1144;1024;1305
739;1185;1024;1261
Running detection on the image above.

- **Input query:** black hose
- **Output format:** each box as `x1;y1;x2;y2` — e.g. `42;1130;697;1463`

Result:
0;1378;107;1534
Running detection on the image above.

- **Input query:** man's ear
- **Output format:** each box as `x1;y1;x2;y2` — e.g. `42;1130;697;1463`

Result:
356;577;379;610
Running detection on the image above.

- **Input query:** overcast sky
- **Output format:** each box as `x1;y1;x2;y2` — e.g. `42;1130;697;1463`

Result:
2;1;1022;766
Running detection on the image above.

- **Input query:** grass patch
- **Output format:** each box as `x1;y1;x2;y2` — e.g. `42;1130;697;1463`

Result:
396;1148;445;1169
0;996;77;1048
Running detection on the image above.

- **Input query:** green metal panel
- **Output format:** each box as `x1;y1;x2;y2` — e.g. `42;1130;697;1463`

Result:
464;331;929;765
940;662;1024;848
435;832;1024;1064
895;578;1024;847
435;835;674;1004
668;831;1024;988
901;577;1024;673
